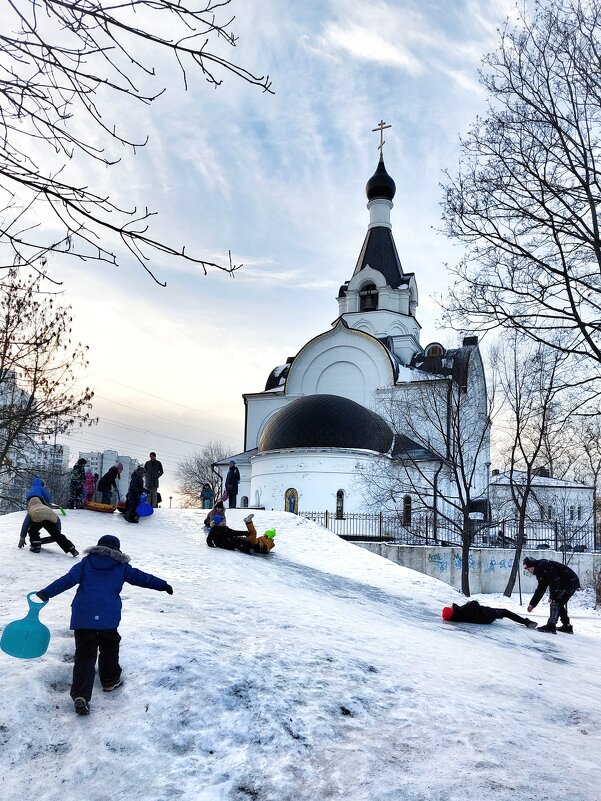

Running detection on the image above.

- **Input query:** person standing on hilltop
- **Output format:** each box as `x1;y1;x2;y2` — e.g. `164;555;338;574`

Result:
144;452;163;508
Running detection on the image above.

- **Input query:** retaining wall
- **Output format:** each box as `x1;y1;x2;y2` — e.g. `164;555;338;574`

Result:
355;543;601;594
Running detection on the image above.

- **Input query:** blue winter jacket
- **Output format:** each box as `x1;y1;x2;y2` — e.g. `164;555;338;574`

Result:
26;477;51;504
40;545;169;630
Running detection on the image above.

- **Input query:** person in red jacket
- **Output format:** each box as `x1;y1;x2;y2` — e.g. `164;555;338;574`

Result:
442;600;537;628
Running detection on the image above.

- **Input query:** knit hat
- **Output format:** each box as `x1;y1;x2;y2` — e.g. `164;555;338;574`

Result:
117;463;123;472
523;557;536;568
97;535;121;551
264;529;276;539
213;515;223;525
442;606;454;621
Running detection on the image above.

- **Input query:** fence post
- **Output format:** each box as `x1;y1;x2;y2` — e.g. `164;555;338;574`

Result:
425;516;429;546
554;521;559;553
325;509;329;530
379;511;383;540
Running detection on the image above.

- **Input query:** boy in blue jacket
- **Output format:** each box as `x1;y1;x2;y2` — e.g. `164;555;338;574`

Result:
37;535;173;716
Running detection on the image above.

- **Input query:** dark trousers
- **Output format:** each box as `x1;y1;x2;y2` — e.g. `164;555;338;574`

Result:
71;629;122;701
492;608;530;626
101;490;112;504
227;491;237;509
549;585;578;626
29;521;74;553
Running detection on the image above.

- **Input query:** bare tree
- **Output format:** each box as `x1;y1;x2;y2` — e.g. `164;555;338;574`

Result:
489;331;591;595
175;440;228;507
441;0;601;377
0;268;95;510
360;344;491;596
0;1;272;285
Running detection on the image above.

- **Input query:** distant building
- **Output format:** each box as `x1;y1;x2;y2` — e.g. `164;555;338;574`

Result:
78;449;139;499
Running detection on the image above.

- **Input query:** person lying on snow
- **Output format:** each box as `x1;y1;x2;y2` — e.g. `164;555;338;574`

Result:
442;600;537;628
206;513;275;554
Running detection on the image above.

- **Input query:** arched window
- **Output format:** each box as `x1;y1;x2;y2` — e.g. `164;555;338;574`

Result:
359;283;378;311
402;495;412;527
285;488;298;514
425;343;445;358
336;489;344;519
241;496;249;508
255;490;261;508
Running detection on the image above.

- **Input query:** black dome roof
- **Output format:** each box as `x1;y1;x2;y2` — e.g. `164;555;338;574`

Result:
366;157;396;201
258;394;394;453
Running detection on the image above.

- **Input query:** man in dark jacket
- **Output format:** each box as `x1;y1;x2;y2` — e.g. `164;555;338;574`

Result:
225;460;240;509
37;534;173;715
523;557;580;633
144;452;163;508
124;466;145;523
442;600;537;628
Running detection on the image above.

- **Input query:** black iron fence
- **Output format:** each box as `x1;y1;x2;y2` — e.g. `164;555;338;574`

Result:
301;511;599;552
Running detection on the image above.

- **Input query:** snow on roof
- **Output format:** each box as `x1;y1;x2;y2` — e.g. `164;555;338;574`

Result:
490;470;594;489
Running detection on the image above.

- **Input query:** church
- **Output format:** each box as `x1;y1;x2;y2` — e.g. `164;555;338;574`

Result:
216;135;490;522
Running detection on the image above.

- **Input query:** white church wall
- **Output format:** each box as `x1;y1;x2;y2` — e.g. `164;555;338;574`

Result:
249;449;378;513
243;393;287;451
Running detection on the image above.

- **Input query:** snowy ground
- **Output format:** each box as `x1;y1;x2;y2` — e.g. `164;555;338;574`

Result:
1;508;600;801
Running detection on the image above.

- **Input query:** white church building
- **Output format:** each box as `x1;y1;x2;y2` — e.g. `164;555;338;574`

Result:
216;150;490;520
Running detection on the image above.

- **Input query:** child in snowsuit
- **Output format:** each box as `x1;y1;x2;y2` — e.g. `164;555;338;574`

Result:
68;458;87;509
97;464;123;505
124;466;145;523
523;556;580;633
206;514;274;554
442;600;537;628
203;500;226;529
36;534;173;716
25;496;78;557
18;477;64;547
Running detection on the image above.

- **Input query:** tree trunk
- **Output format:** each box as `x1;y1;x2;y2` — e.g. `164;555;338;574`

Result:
461;519;471;596
503;510;527;597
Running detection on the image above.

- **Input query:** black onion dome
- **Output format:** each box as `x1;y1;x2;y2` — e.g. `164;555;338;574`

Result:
258;394;393;453
366;157;396;201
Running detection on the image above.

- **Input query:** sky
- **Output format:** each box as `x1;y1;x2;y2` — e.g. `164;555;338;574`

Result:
1;507;600;800
25;0;521;501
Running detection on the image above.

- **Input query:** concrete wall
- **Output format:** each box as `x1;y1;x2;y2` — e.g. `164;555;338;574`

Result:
356;543;601;594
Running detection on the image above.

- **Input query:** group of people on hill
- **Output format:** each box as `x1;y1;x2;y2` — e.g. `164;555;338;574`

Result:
65;452;164;517
14;457;583;721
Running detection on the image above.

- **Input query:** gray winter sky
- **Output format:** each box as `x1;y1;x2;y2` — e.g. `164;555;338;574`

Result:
50;0;518;500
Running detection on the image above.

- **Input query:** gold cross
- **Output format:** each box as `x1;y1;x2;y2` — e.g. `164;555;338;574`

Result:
372;120;392;154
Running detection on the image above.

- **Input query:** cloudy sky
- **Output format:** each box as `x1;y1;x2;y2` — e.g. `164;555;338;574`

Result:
44;0;518;499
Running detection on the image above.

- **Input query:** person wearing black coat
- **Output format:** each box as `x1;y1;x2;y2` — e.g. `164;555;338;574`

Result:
97;465;122;504
225;461;240;509
442;600;537;628
523;557;580;633
124;467;145;523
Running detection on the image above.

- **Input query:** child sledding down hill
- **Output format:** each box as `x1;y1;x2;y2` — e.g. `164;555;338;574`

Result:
36;535;173;716
206;514;275;554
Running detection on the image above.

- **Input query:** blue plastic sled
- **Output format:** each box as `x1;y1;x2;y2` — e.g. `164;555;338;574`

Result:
136;500;153;517
1;593;50;659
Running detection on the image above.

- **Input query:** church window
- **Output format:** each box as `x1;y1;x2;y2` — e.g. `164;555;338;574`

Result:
569;506;575;521
359;283;378;311
336;490;344;519
402;495;412;527
425;343;444;358
285;488;298;514
241;496;249;508
577;506;582;521
547;506;553;520
255;490;261;507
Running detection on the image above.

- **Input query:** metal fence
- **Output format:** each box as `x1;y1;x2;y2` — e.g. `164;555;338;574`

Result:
301;511;599;552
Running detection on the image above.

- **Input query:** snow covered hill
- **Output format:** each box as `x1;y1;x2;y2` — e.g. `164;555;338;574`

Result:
1;508;600;801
